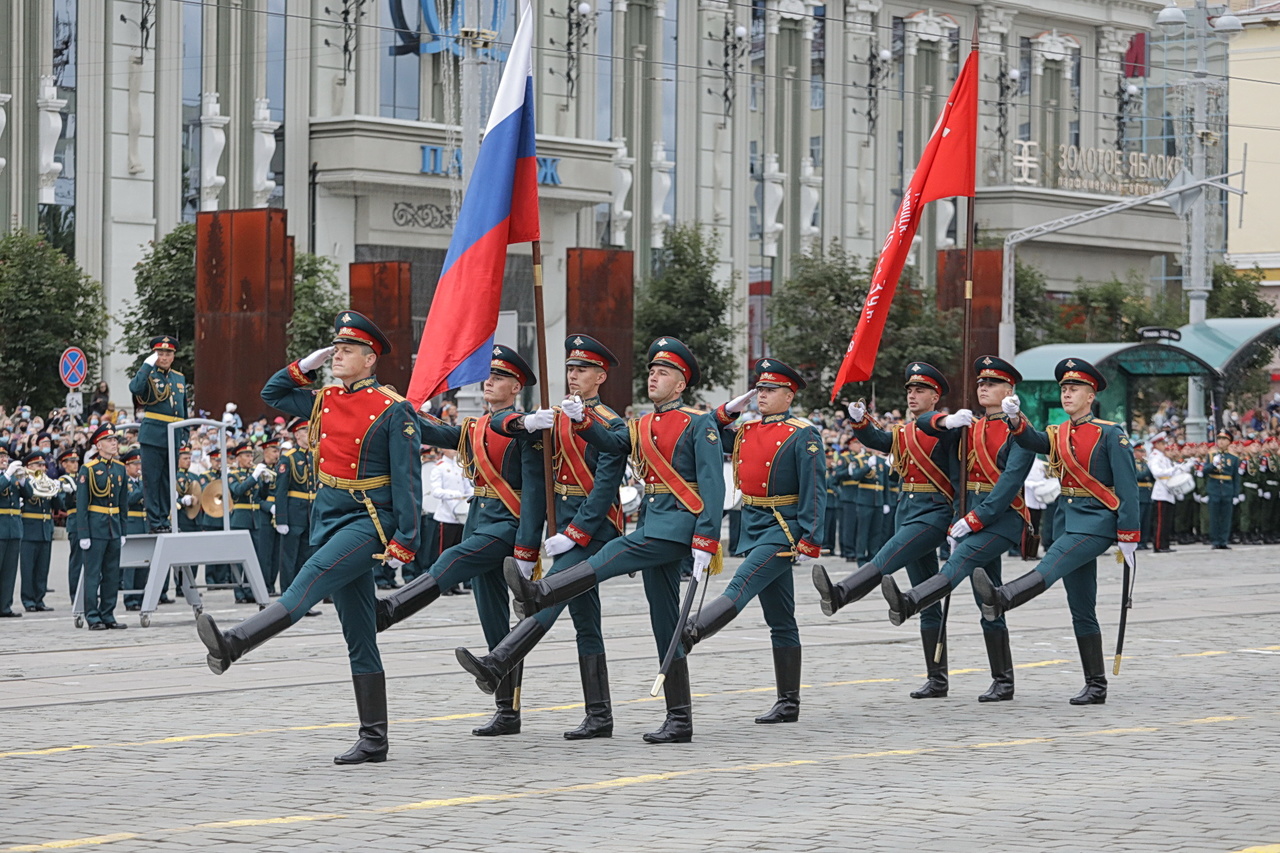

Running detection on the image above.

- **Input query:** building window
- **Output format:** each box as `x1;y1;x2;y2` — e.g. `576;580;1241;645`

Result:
809;135;823;170
42;0;78;254
181;0;202;221
810;72;825;110
1018;37;1032;96
265;0;286;206
381;1;421;119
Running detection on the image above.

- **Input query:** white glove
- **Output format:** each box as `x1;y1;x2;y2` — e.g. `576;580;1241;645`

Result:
144;351;159;366
524;409;555;432
1213;454;1222;467
1119;541;1138;562
515;558;536;580
544;533;575;557
847;401;866;422
299;346;335;372
1235;494;1245;505
561;396;585;422
848;463;857;477
79;538;92;551
946;535;957;552
62;480;74;494
692;548;713;584
120;537;127;547
276;524;290;535
1001;394;1021;418
1265;492;1272;500
251;463;269;480
794;552;816;563
180;494;195;506
4;461;21;479
883;505;892;515
383;556;405;571
943;409;975;429
269;503;276;517
725;389;757;414
949;518;972;540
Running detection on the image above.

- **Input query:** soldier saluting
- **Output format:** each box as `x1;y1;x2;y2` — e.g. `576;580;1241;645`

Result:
197;311;422;765
974;358;1139;706
128;335;187;532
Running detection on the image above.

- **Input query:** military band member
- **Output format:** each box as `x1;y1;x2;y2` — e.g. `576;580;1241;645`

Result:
1134;445;1154;549
456;337;725;745
491;334;629;740
974;358;1139;705
814;362;969;698
836;438;862;560
17;452;62;612
175;447;200;533
0;446;22;617
823;454;840;555
56;449;82;605
198;310;421;765
679;358;824;724
121;448;147;610
228;442;271;603
74;425;130;630
849;450;884;563
1146;433;1177;553
199;447;231;588
274;418;318;609
1203;430;1241;550
879;356;1035;702
258;436;283;593
374;344;546;737
128;335;187;532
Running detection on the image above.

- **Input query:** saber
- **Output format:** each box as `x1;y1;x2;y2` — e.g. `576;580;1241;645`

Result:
652;572;701;697
1113;548;1136;675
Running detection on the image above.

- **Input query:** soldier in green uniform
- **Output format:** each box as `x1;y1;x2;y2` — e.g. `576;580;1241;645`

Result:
837;438;862;561
1237;442;1260;543
1261;441;1280;543
678;358;825;725
1203;430;1241;550
823;452;840;555
198;310;422;765
18;452;63;612
848;449;883;562
56;450;82;604
228;442;272;602
456;337;725;744
128;335;187;533
198;447;230;589
1134;445;1154;550
73;425;130;630
878;459;899;553
975;358;1138;705
175;447;201;533
274;418;318;605
257;436;283;594
121;448;148;610
0;446;22;617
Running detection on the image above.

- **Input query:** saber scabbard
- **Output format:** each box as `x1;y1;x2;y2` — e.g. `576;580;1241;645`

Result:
652;573;700;697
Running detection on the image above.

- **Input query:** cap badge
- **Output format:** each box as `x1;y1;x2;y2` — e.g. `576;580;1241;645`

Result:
657;337;668;346
573;336;584;345
342;313;352;323
1065;359;1076;368
493;345;502;356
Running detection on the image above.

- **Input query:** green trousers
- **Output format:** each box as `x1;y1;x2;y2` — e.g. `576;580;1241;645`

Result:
81;538;122;626
716;545;799;648
0;538;19;614
1207;496;1233;547
428;533;516;650
20;539;51;608
938;529;1014;632
140;443;171;530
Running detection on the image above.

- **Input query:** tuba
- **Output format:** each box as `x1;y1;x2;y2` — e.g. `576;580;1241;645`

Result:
28;469;60;499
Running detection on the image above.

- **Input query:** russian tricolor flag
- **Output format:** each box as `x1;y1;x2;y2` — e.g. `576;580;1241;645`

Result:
409;1;540;408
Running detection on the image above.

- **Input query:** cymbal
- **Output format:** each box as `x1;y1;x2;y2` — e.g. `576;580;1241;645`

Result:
200;480;225;518
182;480;202;520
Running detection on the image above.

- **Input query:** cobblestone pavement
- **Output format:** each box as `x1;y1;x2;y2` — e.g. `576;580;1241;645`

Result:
1;541;1279;853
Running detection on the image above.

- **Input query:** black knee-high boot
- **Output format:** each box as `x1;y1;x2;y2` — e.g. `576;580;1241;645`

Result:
376;573;440;632
680;595;737;652
334;671;388;765
643;656;692;744
812;562;882;617
505;558;597;616
977;628;1015;702
882;572;951;626
1069;632;1108;706
911;626;949;698
755;646;801;724
456;618;547;695
563;653;613;740
196;602;293;674
473;661;524;736
973;568;1046;622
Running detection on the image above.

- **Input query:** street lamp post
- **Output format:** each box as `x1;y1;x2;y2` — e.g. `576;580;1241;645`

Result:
1156;0;1242;441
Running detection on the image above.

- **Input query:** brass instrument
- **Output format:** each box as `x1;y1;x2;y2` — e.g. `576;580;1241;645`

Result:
27;468;60;499
200;480;225;518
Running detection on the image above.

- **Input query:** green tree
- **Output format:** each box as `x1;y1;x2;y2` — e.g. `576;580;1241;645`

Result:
120;223;197;381
767;242;961;412
1208;262;1275;320
633;223;736;399
0;230;109;412
1013;260;1062;351
287;253;345;361
1062;272;1184;343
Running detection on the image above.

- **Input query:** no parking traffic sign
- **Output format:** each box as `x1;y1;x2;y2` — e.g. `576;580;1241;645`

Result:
59;347;88;389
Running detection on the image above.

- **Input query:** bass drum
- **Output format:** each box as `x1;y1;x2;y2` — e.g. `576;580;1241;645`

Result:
619;485;641;515
1167;470;1195;497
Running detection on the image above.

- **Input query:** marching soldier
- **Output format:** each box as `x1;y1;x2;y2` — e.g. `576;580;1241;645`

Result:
198;310;422;765
0;446;22;617
18;452;63;612
56;449;82;604
128;335;187;532
121;448;147;610
974;358;1139;705
274;418;319;610
814;362;968;698
373;344;546;737
1134;445;1154;549
1203;431;1241;550
456;337;725;744
228;442;271;603
679;358;825;724
74;425;130;630
878;356;1035;702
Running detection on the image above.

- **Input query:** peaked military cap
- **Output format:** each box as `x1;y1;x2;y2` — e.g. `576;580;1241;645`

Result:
1055;357;1106;392
56;448;80;463
1216;429;1233;441
89;424;117;445
974;355;1022;385
177;445;192;456
564;334;619;369
232;441;254;457
332;310;392;356
23;450;47;466
753;357;806;392
647;337;701;386
286;417;309;432
120;448;141;464
904;361;949;396
207;446;223;458
149;334;179;351
261;435;281;449
490;344;536;386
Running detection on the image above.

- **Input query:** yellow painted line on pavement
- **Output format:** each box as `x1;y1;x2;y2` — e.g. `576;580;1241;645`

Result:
1231;845;1280;853
1179;650;1230;657
3;713;1259;853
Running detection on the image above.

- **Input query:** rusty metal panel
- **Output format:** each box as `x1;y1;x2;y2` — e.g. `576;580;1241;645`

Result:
566;248;634;416
936;248;1003;411
349;261;414;395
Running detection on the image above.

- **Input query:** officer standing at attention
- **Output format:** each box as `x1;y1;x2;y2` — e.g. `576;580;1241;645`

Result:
74;425;130;630
849;447;883;563
0;446;23;617
258;436;283;594
121;448;148;610
837;438;862;561
128;335;187;532
679;358;825;725
814;363;969;698
491;334;629;740
274;418;319;609
1134;445;1154;549
198;310;421;765
456;337;725;745
974;358;1139;705
228;441;271;603
57;450;82;604
374;344;546;737
1202;430;1241;550
823;452;840;555
18;452;63;612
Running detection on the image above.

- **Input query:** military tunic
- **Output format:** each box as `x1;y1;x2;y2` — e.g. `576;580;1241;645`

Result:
836;448;862;559
122;476;147;607
1203;450;1241;548
0;471;20;616
60;470;84;604
17;480;62;609
275;447;317;593
128;363;188;529
71;457;129;627
228;466;269;602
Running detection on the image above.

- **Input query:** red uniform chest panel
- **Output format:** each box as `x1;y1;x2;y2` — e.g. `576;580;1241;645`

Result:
640;410;691;484
736;420;799;496
470;418;514;489
1059;422;1103;488
968;418;1010;485
900;424;940;485
316;386;395;478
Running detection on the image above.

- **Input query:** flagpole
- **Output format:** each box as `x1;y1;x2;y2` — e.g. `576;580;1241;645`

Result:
531;240;558;544
936;21;981;666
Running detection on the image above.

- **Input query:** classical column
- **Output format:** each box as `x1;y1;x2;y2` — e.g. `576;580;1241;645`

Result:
35;76;67;205
251;98;280;208
0;94;10;177
199;92;230;212
609;143;634;247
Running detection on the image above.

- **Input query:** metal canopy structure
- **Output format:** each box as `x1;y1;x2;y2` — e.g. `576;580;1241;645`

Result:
1175;318;1280;376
